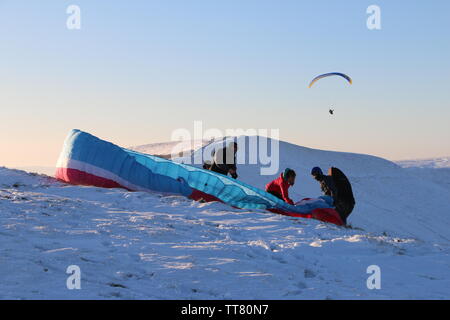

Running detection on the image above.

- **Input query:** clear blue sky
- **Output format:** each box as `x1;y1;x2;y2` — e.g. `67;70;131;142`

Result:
1;0;449;166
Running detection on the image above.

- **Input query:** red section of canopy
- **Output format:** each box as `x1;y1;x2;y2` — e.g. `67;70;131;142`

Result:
190;191;344;226
55;167;129;190
268;207;344;226
189;189;223;203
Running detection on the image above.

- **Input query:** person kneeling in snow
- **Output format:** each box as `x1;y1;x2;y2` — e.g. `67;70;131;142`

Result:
265;168;296;205
209;142;239;179
311;166;355;225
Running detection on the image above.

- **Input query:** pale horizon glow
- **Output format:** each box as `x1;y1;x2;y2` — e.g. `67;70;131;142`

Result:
1;0;449;167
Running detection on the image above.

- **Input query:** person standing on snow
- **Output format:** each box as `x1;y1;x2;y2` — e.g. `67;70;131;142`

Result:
311;167;337;198
210;141;239;179
311;166;355;225
265;168;296;205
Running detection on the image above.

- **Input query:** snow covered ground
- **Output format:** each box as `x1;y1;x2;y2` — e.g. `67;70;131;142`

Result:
1;138;449;299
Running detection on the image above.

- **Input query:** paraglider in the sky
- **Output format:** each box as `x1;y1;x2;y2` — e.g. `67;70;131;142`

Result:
309;72;352;114
308;72;352;88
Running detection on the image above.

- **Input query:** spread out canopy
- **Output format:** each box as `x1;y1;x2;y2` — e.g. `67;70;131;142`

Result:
308;72;352;88
55;129;344;225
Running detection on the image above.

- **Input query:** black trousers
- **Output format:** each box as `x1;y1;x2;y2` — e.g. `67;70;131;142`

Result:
210;163;229;176
267;190;283;200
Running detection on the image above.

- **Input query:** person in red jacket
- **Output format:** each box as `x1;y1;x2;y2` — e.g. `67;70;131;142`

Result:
265;168;296;205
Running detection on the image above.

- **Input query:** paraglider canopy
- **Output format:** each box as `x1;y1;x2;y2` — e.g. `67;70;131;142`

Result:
308;72;352;88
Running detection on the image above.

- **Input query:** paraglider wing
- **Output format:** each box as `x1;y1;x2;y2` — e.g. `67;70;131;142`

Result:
308;72;352;88
55;130;344;226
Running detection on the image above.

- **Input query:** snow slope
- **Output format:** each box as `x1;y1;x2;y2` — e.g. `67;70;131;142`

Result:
1;137;449;299
129;140;209;158
396;157;450;169
12;166;55;177
395;157;450;197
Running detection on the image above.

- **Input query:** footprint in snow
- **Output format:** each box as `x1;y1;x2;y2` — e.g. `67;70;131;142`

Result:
107;283;127;289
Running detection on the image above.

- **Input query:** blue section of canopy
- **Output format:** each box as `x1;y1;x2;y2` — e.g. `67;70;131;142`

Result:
63;129;333;214
61;129;193;196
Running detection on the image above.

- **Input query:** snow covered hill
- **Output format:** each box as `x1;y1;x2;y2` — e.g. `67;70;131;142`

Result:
395;157;450;198
12;166;55;177
396;157;450;169
1;137;449;299
129;140;209;158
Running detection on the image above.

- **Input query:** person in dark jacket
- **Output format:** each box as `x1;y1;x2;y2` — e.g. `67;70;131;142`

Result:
265;168;296;205
311;167;355;225
311;167;337;198
210;142;238;179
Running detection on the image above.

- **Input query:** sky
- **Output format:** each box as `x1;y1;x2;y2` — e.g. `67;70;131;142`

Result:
1;0;449;167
